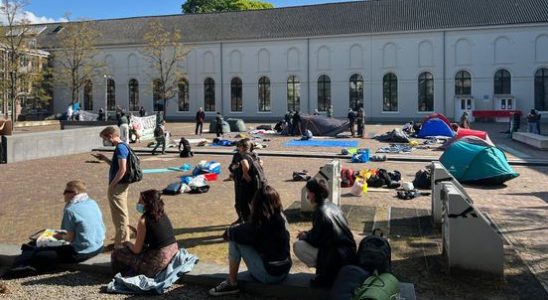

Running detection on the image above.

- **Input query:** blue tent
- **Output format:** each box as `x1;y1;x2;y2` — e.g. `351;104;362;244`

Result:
440;141;519;185
417;118;455;138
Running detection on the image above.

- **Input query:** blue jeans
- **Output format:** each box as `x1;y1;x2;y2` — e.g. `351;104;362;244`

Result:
229;242;288;284
528;122;539;134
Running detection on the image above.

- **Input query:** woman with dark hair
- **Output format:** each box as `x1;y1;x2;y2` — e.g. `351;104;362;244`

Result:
209;185;292;296
230;138;262;223
111;189;178;277
293;178;356;287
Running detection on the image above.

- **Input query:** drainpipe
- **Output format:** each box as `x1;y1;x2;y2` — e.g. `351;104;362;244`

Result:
443;31;447;117
220;42;224;115
307;38;310;114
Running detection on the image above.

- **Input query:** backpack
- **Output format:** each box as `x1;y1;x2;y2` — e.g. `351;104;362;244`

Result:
243;153;267;190
352;272;400;300
162;182;183;195
341;168;355;188
154;126;164;138
120;144;143;184
366;175;384;188
413;169;431;189
292;170;311;181
356;229;392;274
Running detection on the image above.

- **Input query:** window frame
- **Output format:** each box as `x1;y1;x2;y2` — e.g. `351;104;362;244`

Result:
231;77;243;112
317;74;331;112
494;69;511;95
535;68;548;111
418;72;434;112
349;74;364;111
258;76;271;112
382;73;398;112
128;79;139;111
287;75;300;112
204;77;215;112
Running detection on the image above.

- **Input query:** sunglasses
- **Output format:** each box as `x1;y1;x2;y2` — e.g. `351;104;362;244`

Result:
63;190;76;195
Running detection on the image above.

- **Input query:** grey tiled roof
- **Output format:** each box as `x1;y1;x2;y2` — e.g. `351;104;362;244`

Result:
35;0;548;48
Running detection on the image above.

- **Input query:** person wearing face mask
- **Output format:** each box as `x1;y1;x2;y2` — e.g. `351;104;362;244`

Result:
293;179;356;287
110;189;179;277
5;181;105;276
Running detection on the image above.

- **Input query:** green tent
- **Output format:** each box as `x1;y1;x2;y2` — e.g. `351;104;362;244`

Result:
440;141;519;185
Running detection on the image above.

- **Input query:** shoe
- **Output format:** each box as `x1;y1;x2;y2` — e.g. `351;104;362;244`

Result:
209;280;239;296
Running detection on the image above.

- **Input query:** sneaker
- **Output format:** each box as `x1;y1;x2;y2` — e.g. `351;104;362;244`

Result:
209;280;239;296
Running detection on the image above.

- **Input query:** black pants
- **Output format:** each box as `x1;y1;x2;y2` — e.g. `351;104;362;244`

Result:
236;181;258;222
195;122;203;135
13;243;103;271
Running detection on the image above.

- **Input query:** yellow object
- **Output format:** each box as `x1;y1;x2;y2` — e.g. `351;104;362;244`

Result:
409;140;419;146
362;180;368;193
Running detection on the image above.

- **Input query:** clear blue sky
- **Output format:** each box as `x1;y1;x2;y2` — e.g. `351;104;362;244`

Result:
27;0;354;22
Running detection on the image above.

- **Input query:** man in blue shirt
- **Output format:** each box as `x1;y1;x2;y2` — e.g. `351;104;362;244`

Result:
94;126;132;249
7;181;105;275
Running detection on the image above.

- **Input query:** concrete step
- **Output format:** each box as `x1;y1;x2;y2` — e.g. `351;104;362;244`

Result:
512;132;548;150
1;243;415;299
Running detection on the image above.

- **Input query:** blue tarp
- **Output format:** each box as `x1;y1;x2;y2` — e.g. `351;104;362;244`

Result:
285;140;358;148
106;248;199;295
417;118;455;138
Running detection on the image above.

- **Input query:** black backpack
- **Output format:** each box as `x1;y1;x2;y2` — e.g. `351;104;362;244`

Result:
162;182;182;195
413;169;431;189
356;229;392;274
120;144;143;184
243;153;267;190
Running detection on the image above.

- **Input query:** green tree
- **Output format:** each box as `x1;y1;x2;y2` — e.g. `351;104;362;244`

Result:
141;19;191;119
53;17;102;107
181;0;273;14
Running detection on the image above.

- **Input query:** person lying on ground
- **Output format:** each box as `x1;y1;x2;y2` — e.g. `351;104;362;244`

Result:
111;189;179;278
209;185;292;296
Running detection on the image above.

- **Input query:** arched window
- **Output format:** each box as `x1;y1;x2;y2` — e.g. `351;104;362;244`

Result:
349;74;363;110
178;78;189;111
258;76;270;112
418;72;434;112
383;73;398;111
494;69;511;94
455;71;471;96
317;75;331;111
287;75;300;112
535;68;548;111
204;78;215;111
84;80;93;111
128;79;139;111
231;77;242;112
107;78;115;111
153;79;163;111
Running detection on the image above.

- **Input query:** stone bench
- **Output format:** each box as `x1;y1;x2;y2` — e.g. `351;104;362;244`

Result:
512;132;548;150
0;244;415;299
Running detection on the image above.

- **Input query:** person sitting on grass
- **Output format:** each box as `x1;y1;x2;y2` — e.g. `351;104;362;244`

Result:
209;185;292;296
6;180;105;276
293;179;356;287
111;189;179;278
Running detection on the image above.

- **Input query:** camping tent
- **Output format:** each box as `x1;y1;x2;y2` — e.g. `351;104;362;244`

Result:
440;135;495;150
423;112;451;127
281;114;350;136
417;118;455;138
440;141;519;185
455;128;488;140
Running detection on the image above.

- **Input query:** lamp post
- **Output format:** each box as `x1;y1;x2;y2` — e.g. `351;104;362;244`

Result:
104;75;110;121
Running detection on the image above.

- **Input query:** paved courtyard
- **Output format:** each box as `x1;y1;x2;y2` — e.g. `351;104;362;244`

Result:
0;121;547;299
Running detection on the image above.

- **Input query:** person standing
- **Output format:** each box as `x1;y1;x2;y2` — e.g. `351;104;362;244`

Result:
66;104;73;121
527;109;539;134
195;107;205;136
460;111;470;129
327;105;334;118
93;127;133;249
536;110;541;135
118;112;130;143
152;121;166;155
347;109;356;137
139;106;146;117
215;112;224;138
356;108;365;137
72;101;80;121
291;111;301;136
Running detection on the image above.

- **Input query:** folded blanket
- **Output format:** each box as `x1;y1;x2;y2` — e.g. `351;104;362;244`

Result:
106;248;199;295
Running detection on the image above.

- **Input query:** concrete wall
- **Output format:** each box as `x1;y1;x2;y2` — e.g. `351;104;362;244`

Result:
51;23;548;122
3;126;107;163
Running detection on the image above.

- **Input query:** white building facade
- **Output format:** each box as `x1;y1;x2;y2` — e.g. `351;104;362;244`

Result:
39;0;548;121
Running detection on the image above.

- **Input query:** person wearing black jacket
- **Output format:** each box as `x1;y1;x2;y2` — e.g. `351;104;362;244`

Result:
209;185;292;296
294;178;356;287
195;107;205;135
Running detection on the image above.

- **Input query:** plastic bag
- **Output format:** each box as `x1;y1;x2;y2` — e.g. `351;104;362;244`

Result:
351;177;367;196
